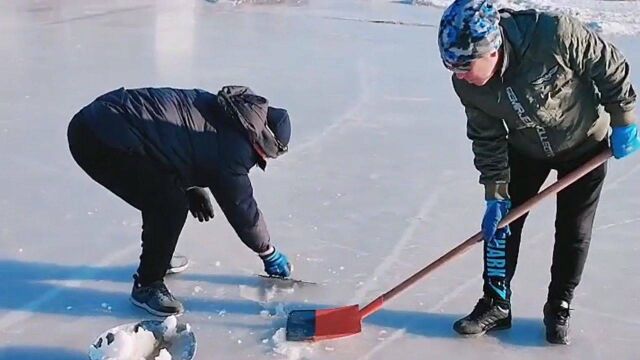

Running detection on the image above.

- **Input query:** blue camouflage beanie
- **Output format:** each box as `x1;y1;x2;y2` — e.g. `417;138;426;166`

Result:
438;0;502;70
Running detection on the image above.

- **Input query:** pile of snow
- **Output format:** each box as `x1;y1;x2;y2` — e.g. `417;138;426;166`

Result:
89;326;157;360
255;300;316;360
269;328;314;360
155;349;172;360
89;316;191;360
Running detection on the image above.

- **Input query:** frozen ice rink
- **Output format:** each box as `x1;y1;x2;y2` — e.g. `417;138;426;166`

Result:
0;1;638;359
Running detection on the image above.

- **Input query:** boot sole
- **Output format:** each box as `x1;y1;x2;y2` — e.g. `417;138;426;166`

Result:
545;336;570;345
130;297;184;317
457;323;512;337
543;319;570;345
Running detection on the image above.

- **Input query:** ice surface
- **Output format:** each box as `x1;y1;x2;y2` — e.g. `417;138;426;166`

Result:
0;1;638;360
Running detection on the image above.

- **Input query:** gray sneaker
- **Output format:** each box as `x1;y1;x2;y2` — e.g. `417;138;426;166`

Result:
130;277;184;316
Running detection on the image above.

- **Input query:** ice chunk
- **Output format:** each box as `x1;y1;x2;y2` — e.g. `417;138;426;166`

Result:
90;324;158;360
155;348;172;360
274;303;287;317
239;284;276;302
270;328;314;360
89;330;134;359
129;327;157;359
161;315;178;341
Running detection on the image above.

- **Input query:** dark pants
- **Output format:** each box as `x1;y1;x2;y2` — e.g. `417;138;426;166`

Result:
483;142;608;303
67;111;188;286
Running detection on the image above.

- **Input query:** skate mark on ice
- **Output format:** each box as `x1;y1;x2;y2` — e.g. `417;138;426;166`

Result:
602;161;640;192
594;217;640;231
427;275;480;311
356;275;479;360
316;239;370;257
289;59;375;157
357;328;407;360
350;189;440;305
575;305;640;326
46;5;152;25
324;16;436;28
0;243;138;330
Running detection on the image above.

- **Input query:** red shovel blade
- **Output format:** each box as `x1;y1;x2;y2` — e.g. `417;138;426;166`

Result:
286;305;362;341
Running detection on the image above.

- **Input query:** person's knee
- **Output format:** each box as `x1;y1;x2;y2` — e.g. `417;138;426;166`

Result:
555;218;594;242
143;197;188;222
159;189;189;214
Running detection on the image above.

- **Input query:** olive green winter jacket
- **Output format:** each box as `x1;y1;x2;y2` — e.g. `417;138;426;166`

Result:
452;9;636;200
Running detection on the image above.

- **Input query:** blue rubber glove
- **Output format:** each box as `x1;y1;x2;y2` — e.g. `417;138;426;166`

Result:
481;199;511;242
611;124;640;159
259;247;292;278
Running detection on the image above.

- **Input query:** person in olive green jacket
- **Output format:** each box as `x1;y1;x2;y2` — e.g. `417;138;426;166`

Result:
438;0;639;345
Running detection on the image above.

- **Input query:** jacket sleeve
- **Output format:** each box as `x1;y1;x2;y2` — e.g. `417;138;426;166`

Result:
208;174;271;254
455;81;510;200
558;15;636;126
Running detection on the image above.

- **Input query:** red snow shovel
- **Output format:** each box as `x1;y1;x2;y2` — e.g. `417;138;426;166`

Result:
286;149;612;342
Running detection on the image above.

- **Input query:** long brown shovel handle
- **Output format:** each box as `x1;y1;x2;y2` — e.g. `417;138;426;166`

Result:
359;148;612;319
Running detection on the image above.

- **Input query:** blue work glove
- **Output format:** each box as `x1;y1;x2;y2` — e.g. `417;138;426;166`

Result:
611;124;640;159
481;199;511;242
259;247;292;278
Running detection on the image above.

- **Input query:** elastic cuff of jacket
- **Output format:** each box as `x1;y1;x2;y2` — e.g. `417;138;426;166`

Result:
258;245;275;257
608;110;636;127
484;182;510;201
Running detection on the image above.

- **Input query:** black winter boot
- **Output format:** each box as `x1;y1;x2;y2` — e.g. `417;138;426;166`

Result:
543;300;571;345
453;295;511;336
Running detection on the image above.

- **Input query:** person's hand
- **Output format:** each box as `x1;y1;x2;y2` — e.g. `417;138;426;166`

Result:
186;187;214;222
481;199;511;241
259;247;292;278
611;124;640;159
